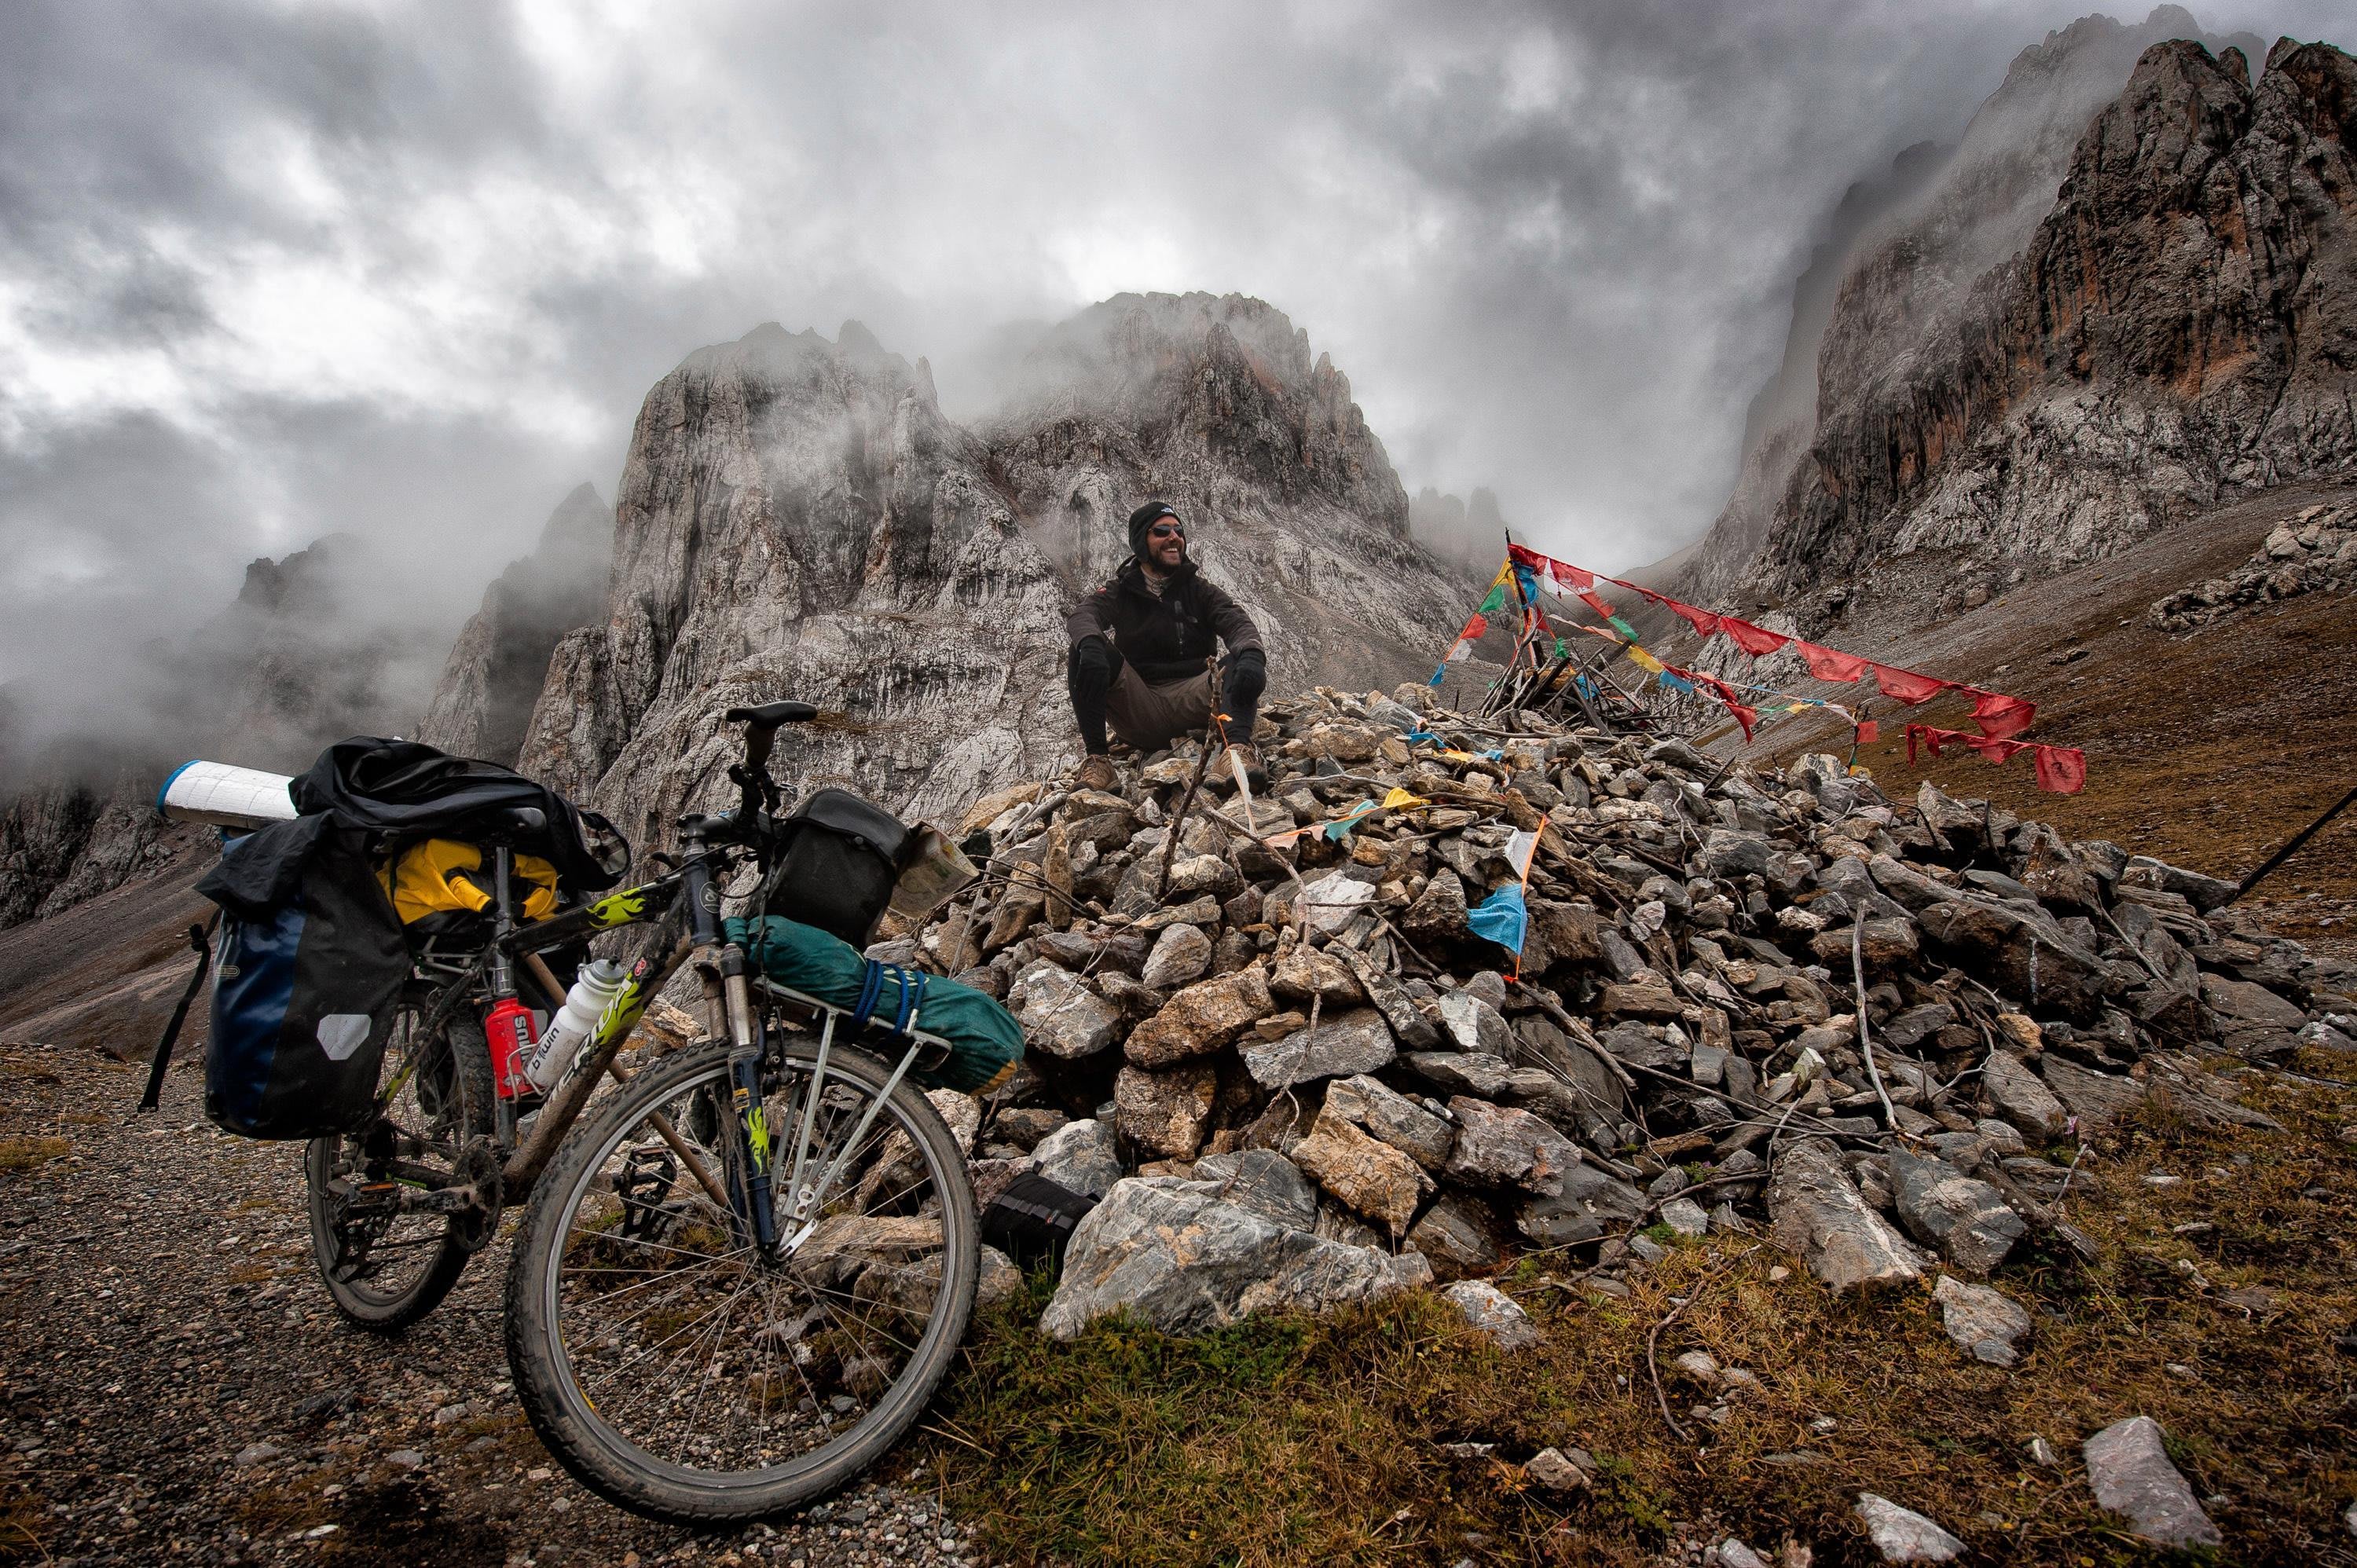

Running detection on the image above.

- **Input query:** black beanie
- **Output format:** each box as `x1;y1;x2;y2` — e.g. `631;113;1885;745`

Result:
1127;500;1181;562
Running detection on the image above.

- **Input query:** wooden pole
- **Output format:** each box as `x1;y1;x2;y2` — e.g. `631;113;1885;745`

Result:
1155;658;1225;902
2227;782;2357;905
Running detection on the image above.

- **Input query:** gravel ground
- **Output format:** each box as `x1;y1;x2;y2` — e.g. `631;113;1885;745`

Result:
0;1045;988;1567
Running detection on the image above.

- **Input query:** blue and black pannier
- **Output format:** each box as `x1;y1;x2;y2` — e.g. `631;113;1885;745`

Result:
195;821;409;1139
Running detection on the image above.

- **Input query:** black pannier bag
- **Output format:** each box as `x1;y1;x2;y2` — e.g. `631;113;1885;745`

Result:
195;821;409;1139
171;736;623;1138
763;787;916;947
979;1173;1098;1273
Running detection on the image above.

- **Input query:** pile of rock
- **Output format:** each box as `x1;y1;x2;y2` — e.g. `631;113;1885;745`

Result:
2147;501;2357;632
874;682;2352;1339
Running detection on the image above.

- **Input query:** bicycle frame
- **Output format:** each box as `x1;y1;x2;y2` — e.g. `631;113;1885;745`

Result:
374;801;953;1258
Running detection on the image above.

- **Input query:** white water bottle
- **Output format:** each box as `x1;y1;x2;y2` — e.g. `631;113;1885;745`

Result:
523;960;630;1094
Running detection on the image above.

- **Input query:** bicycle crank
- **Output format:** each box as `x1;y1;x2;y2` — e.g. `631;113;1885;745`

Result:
446;1137;504;1253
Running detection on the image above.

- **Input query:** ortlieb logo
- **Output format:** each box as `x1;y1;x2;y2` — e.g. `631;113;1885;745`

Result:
315;1014;373;1061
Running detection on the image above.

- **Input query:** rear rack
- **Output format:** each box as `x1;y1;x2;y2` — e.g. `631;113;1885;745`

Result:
753;976;955;1247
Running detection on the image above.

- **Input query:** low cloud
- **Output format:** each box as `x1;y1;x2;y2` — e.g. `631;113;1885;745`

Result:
1;0;2344;750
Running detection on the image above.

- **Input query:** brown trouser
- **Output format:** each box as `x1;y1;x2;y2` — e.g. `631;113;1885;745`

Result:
1105;665;1218;753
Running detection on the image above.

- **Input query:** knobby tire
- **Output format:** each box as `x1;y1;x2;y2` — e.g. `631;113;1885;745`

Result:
502;1036;977;1524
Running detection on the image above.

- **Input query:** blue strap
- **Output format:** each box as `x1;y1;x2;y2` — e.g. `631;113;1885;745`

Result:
890;969;926;1036
849;959;929;1039
851;959;885;1028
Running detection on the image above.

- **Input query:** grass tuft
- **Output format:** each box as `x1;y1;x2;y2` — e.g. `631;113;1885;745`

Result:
0;1137;68;1173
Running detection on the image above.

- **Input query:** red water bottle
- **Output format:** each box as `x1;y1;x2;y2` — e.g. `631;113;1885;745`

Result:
486;998;538;1100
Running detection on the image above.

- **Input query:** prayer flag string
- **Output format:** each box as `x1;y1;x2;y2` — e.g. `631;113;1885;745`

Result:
1503;543;2035;740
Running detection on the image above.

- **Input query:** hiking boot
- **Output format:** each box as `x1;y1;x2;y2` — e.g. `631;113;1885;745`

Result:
1074;754;1118;793
1222;743;1268;793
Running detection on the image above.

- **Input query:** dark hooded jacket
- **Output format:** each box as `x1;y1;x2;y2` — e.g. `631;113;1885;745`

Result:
1065;559;1263;686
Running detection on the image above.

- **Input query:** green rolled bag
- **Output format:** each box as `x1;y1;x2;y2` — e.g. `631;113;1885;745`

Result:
724;915;1024;1095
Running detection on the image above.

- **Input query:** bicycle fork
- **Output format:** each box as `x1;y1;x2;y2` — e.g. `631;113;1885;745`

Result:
717;947;779;1251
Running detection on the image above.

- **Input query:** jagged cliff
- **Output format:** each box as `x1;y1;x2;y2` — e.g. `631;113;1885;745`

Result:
1686;12;2350;613
418;484;614;768
1408;486;1511;588
510;294;1467;852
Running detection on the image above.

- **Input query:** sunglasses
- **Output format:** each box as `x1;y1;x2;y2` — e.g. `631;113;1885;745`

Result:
1148;521;1186;539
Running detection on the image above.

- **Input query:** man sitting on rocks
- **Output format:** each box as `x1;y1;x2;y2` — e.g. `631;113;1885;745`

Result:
1066;500;1268;791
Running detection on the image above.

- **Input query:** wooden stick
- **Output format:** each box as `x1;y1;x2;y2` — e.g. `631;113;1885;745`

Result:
1849;907;1898;1134
1969;1145;2098;1262
1519;987;1640;1095
1646;1246;1758;1440
1155;691;1223;901
2228;782;2357;904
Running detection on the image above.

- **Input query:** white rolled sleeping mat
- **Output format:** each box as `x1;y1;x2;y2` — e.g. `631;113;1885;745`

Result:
156;760;299;832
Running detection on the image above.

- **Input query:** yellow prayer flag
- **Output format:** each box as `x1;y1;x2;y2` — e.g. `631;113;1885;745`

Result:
1626;645;1666;675
1380;787;1428;810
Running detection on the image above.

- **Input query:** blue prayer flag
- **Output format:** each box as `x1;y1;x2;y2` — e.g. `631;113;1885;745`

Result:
1465;885;1529;954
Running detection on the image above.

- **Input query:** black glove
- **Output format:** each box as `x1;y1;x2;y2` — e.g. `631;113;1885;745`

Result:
1070;636;1117;694
1222;645;1266;700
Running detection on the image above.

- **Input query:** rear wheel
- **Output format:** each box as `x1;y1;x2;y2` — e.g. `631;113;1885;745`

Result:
504;1036;977;1523
304;993;496;1331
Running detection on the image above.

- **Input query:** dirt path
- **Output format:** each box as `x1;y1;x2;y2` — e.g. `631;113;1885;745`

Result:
0;1046;984;1567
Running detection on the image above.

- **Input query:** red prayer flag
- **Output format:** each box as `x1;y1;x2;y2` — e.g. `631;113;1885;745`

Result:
1577;589;1617;621
1718;617;1791;657
1796;640;1870;682
1855;720;1879;744
1968;688;2036;739
1965;735;2030;764
2034;745;2087;795
1721;698;1758;742
1873;663;1947;705
1670;601;1722;639
1906;722;2087;794
1458;613;1488;641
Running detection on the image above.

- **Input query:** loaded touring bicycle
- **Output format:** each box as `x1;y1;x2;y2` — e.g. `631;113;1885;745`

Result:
148;702;1018;1523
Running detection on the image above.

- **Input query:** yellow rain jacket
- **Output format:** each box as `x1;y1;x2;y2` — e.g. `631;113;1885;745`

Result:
379;839;559;925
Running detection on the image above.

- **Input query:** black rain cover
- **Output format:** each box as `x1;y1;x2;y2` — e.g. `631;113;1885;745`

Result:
292;737;625;892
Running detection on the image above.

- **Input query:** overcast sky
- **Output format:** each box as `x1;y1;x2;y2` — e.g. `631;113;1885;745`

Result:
2;0;2344;730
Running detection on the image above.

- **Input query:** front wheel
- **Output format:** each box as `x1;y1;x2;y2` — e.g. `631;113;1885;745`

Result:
503;1036;977;1524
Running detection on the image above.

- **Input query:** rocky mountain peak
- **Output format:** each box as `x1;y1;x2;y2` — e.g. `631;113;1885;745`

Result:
1409;485;1512;587
511;296;1460;852
0;531;448;927
1686;17;2351;617
418;484;615;767
987;291;1410;570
